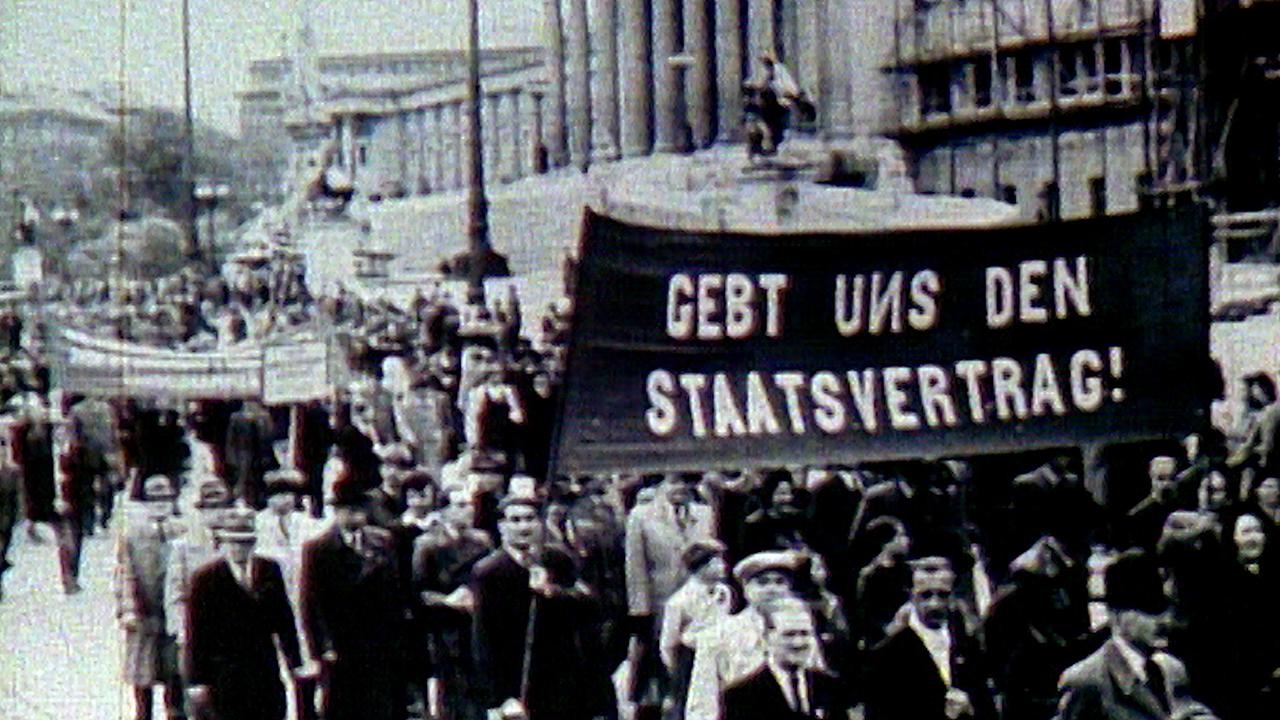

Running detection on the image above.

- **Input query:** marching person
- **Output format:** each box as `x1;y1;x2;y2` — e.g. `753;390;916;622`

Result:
1055;549;1219;720
686;551;805;720
0;409;20;601
185;508;303;720
413;487;493;720
659;539;733;720
165;476;233;662
720;598;847;720
471;491;608;720
862;556;995;720
300;479;407;720
53;406;95;594
116;475;186;720
626;472;715;715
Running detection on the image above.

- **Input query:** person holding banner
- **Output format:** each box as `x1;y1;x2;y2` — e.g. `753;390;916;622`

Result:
471;491;608;720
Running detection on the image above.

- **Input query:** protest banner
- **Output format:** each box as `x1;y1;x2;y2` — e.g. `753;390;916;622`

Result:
552;207;1210;474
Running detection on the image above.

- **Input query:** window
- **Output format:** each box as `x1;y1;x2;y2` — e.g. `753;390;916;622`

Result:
1079;45;1101;95
1014;54;1037;103
1089;176;1107;216
1059;49;1080;98
920;65;952;116
974;61;993;108
1038;182;1061;222
1104;39;1127;96
1001;184;1019;205
358;145;369;166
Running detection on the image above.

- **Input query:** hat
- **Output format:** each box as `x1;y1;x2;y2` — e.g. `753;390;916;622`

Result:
1105;549;1167;614
733;550;803;584
328;478;370;508
142;475;177;502
264;469;305;497
194;477;231;508
215;508;258;543
682;539;726;572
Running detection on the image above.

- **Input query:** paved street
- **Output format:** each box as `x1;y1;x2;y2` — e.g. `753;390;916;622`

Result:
0;524;124;720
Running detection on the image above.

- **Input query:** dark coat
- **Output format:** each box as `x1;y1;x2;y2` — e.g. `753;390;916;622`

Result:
15;418;54;522
721;665;846;720
187;557;301;720
224;406;276;509
300;525;406;720
863;618;995;720
1055;641;1214;720
471;547;605;720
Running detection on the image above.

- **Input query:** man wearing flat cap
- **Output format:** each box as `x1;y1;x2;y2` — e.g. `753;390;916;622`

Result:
1055;550;1218;720
686;550;804;720
165;477;232;659
299;478;406;720
116;475;186;720
186;508;302;720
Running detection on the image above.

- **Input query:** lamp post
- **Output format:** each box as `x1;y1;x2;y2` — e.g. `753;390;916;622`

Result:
181;0;199;263
464;0;491;305
194;182;230;269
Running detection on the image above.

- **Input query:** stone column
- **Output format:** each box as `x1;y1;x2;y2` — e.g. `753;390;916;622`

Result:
341;114;357;177
430;105;446;192
651;0;681;152
619;0;652;156
684;0;713;149
484;93;502;183
716;0;744;142
451;100;466;190
567;0;592;170
529;90;547;173
591;0;621;161
544;0;569;167
748;0;777;68
507;90;524;179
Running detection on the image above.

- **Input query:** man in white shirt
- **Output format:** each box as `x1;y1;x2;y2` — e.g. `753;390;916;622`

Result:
721;598;846;720
863;557;994;720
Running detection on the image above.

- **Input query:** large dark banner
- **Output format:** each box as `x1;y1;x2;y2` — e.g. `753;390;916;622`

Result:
552;207;1209;475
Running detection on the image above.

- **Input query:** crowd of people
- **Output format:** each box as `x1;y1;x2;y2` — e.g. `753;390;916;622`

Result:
0;253;1277;720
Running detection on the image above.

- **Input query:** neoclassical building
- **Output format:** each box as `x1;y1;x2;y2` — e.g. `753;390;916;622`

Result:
248;1;896;203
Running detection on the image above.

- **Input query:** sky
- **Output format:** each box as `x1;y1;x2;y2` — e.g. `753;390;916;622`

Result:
0;0;544;135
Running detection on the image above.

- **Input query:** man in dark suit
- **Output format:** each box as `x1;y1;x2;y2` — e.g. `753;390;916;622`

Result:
721;598;847;720
224;400;276;510
863;557;995;720
186;509;302;720
1054;550;1218;720
472;492;607;720
300;480;407;720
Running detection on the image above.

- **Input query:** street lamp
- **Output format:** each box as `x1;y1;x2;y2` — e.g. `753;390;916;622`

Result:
194;182;231;268
464;0;491;305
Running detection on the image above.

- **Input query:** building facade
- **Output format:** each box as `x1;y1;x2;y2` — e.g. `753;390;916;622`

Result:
237;47;546;200
885;0;1199;222
244;1;904;207
1201;0;1280;212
